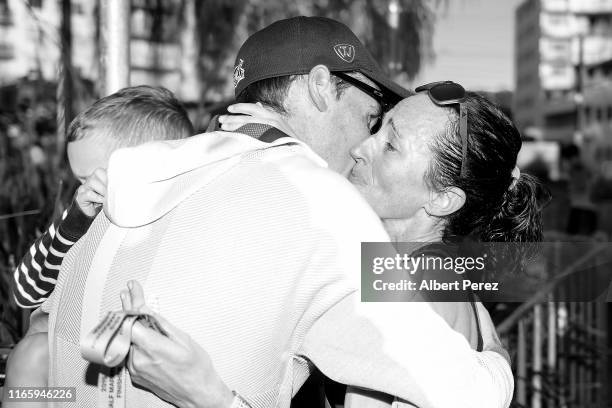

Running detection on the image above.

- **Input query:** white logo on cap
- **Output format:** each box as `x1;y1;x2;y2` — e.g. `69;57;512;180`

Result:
233;59;245;88
333;44;355;63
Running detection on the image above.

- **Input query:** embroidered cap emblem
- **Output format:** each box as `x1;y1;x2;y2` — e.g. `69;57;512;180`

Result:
333;44;355;63
233;59;245;88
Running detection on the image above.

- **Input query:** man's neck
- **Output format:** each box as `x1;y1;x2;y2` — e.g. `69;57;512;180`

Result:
284;111;311;143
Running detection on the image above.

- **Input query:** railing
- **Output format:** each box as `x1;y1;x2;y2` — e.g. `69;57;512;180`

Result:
498;233;610;408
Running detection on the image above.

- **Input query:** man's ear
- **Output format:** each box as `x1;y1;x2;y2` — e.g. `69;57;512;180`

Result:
425;186;466;217
307;65;334;112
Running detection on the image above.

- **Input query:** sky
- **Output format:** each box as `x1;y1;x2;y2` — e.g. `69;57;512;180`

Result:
410;0;526;92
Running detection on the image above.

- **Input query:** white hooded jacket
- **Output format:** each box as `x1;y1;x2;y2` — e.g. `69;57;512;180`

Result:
45;128;512;408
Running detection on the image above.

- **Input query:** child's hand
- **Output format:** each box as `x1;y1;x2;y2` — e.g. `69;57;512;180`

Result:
218;102;297;138
75;168;107;217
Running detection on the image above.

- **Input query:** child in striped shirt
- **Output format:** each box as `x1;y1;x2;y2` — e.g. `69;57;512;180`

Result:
12;87;193;310
3;86;193;404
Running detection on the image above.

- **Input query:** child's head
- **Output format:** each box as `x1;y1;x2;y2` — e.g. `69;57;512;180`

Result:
66;86;194;182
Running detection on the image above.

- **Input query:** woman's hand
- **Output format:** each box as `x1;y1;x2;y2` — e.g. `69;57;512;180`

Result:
218;103;297;138
121;281;234;408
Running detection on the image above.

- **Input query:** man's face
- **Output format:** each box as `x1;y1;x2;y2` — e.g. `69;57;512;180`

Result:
316;74;383;175
67;132;115;183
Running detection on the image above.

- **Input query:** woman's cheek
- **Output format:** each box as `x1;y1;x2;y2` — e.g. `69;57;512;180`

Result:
377;161;400;191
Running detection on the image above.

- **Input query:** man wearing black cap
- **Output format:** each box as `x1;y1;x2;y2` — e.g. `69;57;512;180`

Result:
226;16;409;176
44;16;512;408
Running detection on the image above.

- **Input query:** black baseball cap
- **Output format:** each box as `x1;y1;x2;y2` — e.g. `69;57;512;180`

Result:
233;16;410;106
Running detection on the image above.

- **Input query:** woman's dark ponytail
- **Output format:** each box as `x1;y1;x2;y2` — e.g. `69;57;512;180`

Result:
481;173;544;243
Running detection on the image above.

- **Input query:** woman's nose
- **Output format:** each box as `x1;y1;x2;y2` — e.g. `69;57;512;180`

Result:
350;137;373;163
349;144;361;161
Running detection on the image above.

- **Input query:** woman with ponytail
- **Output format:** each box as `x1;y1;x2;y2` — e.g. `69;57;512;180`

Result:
345;83;545;407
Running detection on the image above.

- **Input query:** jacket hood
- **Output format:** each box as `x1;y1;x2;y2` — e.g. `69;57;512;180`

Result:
104;131;322;228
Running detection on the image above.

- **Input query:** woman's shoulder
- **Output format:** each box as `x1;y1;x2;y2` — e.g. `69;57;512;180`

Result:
409;243;482;350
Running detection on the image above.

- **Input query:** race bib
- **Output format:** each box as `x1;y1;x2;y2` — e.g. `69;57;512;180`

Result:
81;310;167;367
82;310;167;408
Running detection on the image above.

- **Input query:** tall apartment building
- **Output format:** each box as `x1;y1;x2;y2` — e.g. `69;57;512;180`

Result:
514;0;612;147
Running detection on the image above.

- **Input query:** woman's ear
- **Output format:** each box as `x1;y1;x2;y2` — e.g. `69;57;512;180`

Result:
307;65;333;112
425;186;466;217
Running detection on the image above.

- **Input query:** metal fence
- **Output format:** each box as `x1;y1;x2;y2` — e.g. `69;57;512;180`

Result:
499;233;611;408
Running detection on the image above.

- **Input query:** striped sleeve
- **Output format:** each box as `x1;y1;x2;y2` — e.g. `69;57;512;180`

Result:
13;202;94;308
13;210;68;308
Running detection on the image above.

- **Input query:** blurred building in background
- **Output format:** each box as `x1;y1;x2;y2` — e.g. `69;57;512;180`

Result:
0;0;199;103
0;0;435;121
0;0;97;84
514;0;612;145
517;0;612;230
130;0;200;102
515;0;612;213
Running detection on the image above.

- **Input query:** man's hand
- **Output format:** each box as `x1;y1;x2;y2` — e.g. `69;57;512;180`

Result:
475;302;510;363
121;281;234;408
75;168;107;217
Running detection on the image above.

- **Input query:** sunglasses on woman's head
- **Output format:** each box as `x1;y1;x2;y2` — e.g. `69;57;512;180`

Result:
415;81;468;178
